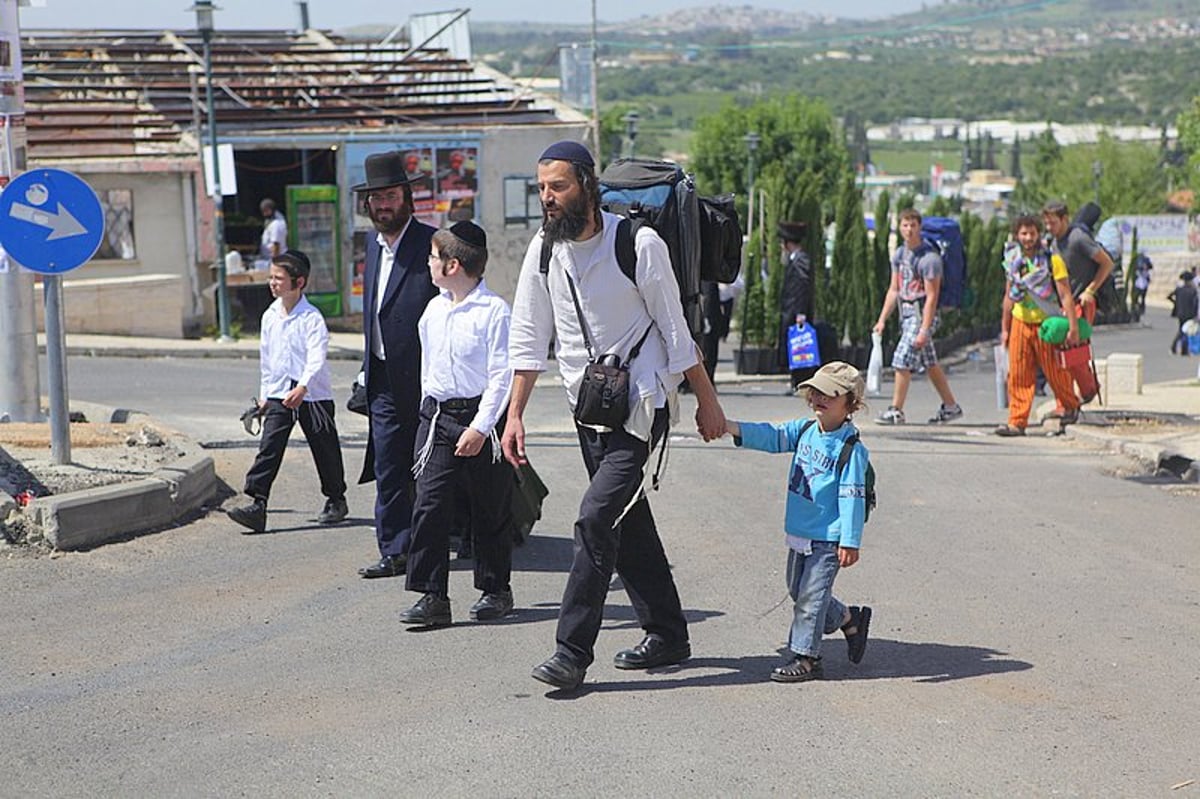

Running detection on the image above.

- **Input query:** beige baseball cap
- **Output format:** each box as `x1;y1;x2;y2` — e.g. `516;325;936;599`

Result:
796;361;865;398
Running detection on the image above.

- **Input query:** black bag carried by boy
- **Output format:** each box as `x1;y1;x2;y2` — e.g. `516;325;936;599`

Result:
511;459;549;544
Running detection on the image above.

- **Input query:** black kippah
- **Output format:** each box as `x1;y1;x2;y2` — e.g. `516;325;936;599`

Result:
538;140;595;169
449;220;487;250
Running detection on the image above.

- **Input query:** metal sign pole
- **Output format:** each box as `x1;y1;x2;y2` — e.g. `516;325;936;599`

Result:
43;274;70;464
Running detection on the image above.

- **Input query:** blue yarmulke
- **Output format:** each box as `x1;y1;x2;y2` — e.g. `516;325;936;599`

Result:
539;140;595;168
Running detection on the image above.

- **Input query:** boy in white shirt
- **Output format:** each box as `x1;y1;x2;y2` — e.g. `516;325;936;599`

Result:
400;221;516;627
227;250;348;534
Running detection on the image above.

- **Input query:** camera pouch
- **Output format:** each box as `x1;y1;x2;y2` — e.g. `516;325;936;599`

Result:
575;357;633;429
561;269;653;430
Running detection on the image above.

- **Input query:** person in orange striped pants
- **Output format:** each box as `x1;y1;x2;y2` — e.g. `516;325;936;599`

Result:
997;216;1081;436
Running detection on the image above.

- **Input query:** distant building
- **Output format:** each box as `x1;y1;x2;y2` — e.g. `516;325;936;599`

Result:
22;19;587;337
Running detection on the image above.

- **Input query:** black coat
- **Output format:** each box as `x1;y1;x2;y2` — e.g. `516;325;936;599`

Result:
358;220;438;484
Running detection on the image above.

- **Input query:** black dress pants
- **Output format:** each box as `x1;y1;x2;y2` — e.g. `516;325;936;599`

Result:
405;397;514;597
555;407;688;667
243;399;345;503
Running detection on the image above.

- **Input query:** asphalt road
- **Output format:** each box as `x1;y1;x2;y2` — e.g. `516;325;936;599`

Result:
4;310;1198;796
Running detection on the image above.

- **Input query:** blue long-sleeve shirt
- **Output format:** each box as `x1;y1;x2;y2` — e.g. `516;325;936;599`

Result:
735;418;868;549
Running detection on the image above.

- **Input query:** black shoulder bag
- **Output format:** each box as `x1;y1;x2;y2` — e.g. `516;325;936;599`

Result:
564;271;652;430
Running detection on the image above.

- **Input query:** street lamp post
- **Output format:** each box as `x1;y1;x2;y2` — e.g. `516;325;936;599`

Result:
624;111;640;159
743;131;760;240
193;0;232;342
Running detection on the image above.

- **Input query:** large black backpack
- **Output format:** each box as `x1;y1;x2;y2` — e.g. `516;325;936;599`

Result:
598;158;704;335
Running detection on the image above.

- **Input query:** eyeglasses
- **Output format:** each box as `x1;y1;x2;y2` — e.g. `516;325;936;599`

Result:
367;190;404;204
428;252;444;263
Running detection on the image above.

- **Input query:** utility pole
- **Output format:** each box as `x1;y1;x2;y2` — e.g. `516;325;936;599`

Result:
0;0;39;422
589;0;600;158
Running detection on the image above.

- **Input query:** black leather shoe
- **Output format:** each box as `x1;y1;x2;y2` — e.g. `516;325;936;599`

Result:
531;653;585;690
400;593;451;626
317;497;348;525
227;498;267;534
613;635;691;670
469;590;514;622
358;555;406;579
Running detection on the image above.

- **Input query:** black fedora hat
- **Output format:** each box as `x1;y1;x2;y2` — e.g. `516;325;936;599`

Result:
777;220;809;242
351;151;416;192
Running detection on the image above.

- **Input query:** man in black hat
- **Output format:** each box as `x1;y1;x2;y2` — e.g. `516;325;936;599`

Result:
777;220;815;390
502;140;727;691
353;151;438;579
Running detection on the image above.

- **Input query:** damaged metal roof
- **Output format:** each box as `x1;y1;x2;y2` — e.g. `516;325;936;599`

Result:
21;28;570;160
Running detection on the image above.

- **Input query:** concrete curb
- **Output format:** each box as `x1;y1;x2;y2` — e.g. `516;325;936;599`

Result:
1065;424;1199;483
27;450;217;551
14;401;219;551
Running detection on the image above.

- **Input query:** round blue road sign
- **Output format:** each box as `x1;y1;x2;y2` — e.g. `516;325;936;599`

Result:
0;169;105;274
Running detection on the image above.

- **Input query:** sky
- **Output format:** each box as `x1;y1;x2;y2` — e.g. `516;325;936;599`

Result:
16;0;925;31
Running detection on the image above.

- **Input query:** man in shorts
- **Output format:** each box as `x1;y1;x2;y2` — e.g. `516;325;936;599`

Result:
871;208;963;425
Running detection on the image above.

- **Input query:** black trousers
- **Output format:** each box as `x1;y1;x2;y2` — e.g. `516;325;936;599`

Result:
368;355;420;558
555;407;687;667
243;399;345;503
405;397;513;597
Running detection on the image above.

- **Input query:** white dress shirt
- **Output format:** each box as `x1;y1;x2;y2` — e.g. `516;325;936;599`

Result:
259;214;288;261
259;295;334;402
418;279;512;435
370;218;412;360
508;211;698;441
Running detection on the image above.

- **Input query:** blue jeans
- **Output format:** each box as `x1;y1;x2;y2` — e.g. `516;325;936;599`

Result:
786;543;848;658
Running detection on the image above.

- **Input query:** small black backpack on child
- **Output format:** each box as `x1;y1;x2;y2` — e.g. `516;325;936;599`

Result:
800;419;877;523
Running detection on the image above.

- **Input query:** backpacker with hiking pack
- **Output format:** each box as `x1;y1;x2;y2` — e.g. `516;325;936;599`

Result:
1070;201;1124;316
799;419;876;523
561;157;741;337
917;216;968;309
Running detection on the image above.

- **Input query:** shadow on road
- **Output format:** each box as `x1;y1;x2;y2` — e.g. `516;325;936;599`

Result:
542;639;1031;698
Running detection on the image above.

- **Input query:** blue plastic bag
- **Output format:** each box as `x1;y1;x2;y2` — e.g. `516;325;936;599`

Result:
787;321;822;370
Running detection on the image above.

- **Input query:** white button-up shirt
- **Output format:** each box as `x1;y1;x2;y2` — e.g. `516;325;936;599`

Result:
259;295;334;402
509;211;698;441
418;279;512;436
370;218;412;360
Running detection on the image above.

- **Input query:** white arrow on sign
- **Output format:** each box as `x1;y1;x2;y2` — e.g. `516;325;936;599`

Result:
8;201;89;240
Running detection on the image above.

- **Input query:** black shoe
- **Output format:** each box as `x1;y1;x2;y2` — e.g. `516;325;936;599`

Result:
531;653;586;690
317;497;348;525
842;605;872;664
399;593;451;627
358;554;406;579
469;590;514;622
227;498;267;534
613;634;691;670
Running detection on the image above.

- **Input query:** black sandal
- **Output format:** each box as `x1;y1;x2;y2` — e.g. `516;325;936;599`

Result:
770;655;823;683
841;605;872;664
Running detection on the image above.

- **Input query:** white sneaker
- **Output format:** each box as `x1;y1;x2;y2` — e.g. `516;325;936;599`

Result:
929;403;963;423
877;406;905;425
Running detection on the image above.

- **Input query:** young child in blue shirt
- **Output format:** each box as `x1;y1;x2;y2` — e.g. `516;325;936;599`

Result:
725;361;872;682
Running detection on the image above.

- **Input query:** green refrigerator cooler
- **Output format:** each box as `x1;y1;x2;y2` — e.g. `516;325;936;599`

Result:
286;184;342;318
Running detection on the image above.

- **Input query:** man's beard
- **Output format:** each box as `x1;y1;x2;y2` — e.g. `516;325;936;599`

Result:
542;193;591;244
369;204;411;237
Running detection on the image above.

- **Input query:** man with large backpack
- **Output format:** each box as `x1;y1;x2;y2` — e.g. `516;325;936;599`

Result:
1041;200;1115;324
503;140;727;691
872;208;964;425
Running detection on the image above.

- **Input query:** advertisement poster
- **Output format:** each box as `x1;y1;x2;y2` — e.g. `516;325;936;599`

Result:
345;141;480;313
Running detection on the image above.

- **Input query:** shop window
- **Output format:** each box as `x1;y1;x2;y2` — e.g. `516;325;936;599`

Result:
504;176;541;228
95;189;136;260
